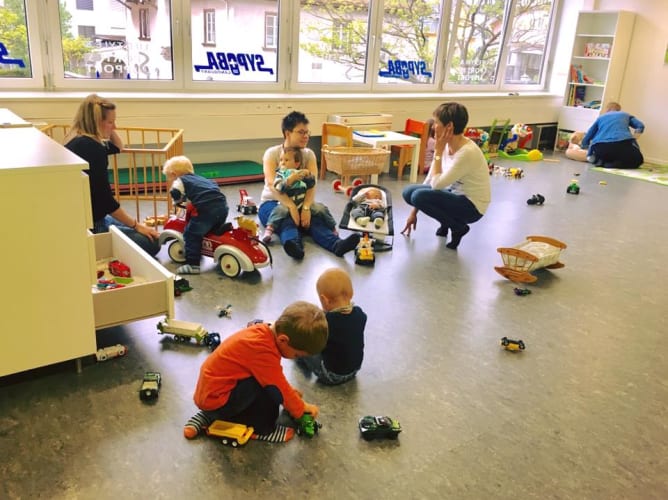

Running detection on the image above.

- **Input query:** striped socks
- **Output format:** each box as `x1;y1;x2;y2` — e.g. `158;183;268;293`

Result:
251;425;295;443
183;411;213;439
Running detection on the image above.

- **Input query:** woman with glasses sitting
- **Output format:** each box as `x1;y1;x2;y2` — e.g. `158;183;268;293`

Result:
259;111;360;260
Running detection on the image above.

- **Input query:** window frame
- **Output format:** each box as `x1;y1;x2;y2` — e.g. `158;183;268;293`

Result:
203;9;216;47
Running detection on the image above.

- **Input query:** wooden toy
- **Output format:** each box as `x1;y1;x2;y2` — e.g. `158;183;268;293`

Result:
495;235;567;283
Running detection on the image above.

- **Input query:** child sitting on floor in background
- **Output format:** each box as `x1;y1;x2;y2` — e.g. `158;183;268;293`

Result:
262;147;336;243
163;155;228;275
183;300;328;443
297;268;367;385
350;186;387;230
423;118;436;174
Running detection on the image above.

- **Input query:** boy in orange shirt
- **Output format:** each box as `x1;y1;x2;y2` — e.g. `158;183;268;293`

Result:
183;301;328;442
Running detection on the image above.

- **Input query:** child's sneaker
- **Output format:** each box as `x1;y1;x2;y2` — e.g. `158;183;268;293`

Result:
261;225;274;243
374;217;383;229
176;264;200;275
356;216;370;227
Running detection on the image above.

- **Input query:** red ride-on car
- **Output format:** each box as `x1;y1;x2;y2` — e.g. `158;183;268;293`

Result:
159;204;272;278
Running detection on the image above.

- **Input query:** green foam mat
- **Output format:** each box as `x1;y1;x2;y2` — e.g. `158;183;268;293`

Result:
110;161;264;192
591;164;668;187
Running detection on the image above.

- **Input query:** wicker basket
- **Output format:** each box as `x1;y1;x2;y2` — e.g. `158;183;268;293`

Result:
322;146;390;177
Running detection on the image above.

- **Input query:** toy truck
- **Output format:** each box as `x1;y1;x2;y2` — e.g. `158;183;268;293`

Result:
206;420;254;447
139;371;161;401
237;189;258;215
95;343;128;362
156;318;221;350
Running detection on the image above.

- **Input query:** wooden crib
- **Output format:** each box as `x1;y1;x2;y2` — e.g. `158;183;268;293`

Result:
495;235;567;283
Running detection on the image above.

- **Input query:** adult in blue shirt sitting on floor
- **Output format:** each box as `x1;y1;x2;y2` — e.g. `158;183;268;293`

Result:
582;101;645;169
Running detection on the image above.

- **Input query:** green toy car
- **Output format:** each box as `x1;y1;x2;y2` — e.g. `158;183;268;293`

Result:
358;415;402;441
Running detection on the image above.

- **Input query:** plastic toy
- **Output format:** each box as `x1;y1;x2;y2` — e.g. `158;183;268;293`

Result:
567;180;580;194
159;204;272;278
501;337;526;351
217;304;232;318
247;319;264;327
95;343;127;362
296;413;322;438
174;277;192;297
526;194;545;205
332;177;363;197
96;279;124;290
513;287;532;296
355;233;375;266
495;235;567;283
139;371;161;401
358;415;402;441
108;259;131;278
206;420;254;447
237;189;258;215
144;215;168;227
156;317;221;351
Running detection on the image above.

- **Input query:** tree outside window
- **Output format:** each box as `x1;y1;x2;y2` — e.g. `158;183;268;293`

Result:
0;0;31;77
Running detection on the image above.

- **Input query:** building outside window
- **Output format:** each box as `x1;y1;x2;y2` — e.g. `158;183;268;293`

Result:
265;12;277;50
204;9;215;46
139;8;150;41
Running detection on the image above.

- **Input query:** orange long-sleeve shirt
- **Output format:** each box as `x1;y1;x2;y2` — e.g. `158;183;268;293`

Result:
192;323;305;418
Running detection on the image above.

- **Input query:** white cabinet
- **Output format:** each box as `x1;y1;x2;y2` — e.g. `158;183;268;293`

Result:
0;125;174;378
0;127;96;377
557;11;635;144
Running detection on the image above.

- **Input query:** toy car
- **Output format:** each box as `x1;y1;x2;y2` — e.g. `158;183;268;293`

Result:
567;181;580;194
139;371;161;401
513;287;532;296
156;317;219;351
108;259;131;278
159;205;272;278
237;189;258;215
501;337;526;351
206;420;254;447
355;233;375;266
358;415;402;441
296;413;322;438
95;343;127;362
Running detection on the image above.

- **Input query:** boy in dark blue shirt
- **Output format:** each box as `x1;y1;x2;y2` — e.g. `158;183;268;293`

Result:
163;156;229;274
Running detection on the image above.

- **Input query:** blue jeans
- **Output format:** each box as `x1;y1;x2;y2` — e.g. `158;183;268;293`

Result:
93;215;161;257
402;184;482;233
298;354;358;386
184;201;229;265
260;200;340;253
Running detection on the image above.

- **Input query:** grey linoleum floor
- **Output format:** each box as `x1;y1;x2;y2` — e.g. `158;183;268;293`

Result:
1;154;667;500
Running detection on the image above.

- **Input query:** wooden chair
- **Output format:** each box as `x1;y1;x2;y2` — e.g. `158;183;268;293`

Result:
391;119;428;179
320;122;353;179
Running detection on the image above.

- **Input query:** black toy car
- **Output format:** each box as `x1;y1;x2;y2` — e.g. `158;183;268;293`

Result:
358;415;402;441
139;371;162;401
204;332;221;351
513;287;532;296
501;337;526;351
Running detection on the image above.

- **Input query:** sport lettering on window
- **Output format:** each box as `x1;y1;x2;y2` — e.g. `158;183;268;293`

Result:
194;52;274;76
0;43;25;68
378;60;431;80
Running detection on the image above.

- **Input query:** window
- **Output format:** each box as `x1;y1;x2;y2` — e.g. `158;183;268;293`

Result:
78;25;96;39
376;0;442;87
204;9;215;46
447;0;555;89
190;1;279;83
298;0;371;84
265;12;277;50
139;8;150;41
0;0;32;79
76;0;93;10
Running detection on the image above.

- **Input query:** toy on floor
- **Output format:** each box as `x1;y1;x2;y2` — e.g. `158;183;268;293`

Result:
296;413;321;438
359;415;402;441
501;337;526;351
495;235;567;283
513;287;532;296
567;180;580;194
206;420;254;447
218;304;232;318
332;177;363;197
95;343;127;362
144;215;168;227
109;259;131;278
156;317;221;351
526;194;545;205
139;371;161;401
237;189;258;215
159;204;272;278
174;277;192;297
355;233;375;266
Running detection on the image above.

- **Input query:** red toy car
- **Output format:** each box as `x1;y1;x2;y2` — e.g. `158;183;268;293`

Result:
159;204;271;278
237;189;258;215
108;259;131;277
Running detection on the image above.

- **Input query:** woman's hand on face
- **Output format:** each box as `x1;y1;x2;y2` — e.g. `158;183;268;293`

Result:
434;122;453;152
